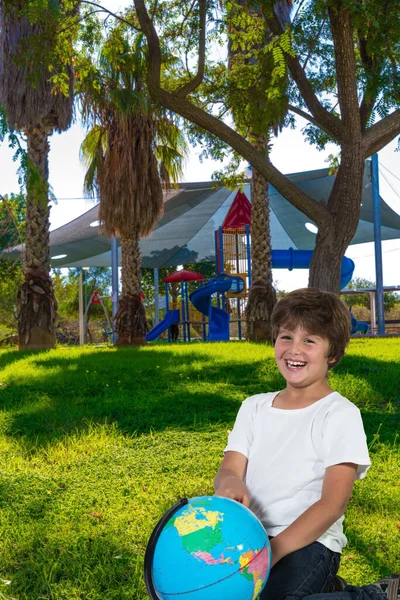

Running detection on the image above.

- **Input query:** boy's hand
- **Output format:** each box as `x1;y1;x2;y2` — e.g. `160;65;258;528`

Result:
215;475;250;507
214;451;250;507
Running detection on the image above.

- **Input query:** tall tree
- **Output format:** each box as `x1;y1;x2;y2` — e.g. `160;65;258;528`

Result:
227;1;293;341
0;1;75;349
79;29;187;344
133;0;400;294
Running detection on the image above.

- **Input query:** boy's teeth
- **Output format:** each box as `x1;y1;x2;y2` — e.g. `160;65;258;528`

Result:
287;360;306;367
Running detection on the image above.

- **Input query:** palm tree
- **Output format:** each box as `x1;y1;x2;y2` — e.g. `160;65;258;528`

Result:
228;1;293;341
0;2;75;349
79;32;187;345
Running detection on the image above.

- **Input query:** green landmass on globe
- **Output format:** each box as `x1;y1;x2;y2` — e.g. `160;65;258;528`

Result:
165;502;270;600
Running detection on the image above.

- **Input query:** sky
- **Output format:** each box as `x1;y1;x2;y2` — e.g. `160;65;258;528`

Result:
1;1;400;292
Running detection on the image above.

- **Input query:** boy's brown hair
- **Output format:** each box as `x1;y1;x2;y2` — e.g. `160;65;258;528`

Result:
271;288;351;369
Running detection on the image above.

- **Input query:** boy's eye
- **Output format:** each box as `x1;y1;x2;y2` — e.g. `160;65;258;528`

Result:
280;335;291;340
304;338;315;344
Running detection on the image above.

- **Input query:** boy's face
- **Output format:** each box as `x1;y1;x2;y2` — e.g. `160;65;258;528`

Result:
274;326;334;390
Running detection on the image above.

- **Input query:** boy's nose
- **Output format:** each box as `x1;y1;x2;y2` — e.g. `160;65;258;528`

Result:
289;341;302;355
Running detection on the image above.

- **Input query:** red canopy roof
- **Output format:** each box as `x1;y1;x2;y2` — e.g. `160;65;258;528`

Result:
163;269;205;282
221;190;252;228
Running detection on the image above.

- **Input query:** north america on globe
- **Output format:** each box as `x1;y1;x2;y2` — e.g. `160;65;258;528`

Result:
166;501;270;600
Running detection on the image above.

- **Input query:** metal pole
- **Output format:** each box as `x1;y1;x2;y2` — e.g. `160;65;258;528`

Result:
185;282;191;342
215;230;219;275
181;281;186;342
202;281;207;341
111;236;119;344
371;154;385;335
235;232;242;340
154;268;160;326
79;269;84;345
245;224;252;287
219;227;224;275
165;282;171;342
370;292;377;335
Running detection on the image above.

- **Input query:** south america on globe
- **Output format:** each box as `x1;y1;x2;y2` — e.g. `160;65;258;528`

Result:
147;495;272;600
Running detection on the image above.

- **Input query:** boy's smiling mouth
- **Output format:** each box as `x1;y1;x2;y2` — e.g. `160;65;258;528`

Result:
286;360;307;369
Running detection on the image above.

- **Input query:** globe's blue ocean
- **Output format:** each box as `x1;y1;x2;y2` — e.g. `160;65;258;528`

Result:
152;496;272;600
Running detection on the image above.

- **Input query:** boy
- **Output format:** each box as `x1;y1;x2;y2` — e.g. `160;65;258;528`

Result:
215;288;377;600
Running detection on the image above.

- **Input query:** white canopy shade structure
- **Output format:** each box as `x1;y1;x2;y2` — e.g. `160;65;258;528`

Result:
6;165;400;269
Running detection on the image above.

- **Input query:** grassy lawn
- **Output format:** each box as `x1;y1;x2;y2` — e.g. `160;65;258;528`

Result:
0;339;399;599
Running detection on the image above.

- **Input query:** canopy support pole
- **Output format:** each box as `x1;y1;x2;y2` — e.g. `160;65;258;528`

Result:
154;268;160;326
371;154;385;335
111;236;119;344
79;269;84;345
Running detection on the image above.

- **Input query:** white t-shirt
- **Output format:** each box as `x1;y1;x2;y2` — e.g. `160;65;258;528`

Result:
224;391;371;553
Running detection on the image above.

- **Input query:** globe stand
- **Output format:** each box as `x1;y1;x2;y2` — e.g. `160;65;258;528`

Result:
144;497;189;599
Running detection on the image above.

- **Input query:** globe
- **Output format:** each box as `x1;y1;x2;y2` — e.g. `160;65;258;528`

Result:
145;496;272;600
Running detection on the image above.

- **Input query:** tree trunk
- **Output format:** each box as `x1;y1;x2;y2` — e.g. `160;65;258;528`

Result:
309;151;364;293
18;125;57;350
246;134;277;342
115;232;148;345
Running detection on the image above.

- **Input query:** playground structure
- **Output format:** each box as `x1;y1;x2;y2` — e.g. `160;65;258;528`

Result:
146;271;246;342
146;191;357;342
6;161;399;342
343;286;400;335
83;290;113;343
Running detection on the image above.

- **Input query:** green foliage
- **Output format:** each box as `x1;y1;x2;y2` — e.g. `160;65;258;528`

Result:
292;0;400;133
0;193;26;250
225;0;293;137
0;260;23;338
53;267;112;320
78;26;187;202
211;152;247;189
0;194;26;337
341;278;400;312
0;110;56;209
4;0;79;95
0;106;29;191
0;340;399;597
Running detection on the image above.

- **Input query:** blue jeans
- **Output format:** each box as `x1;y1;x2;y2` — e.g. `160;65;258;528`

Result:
260;541;386;600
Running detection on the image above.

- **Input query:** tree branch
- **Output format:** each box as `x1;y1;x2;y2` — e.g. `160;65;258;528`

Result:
327;3;361;139
288;104;335;137
266;12;344;143
301;19;326;72
134;0;333;227
357;34;379;132
80;1;140;30
175;0;197;39
362;109;400;157
58;9;104;35
175;0;206;98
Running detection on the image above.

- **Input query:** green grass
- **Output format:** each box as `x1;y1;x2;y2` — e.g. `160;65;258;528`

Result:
0;339;399;599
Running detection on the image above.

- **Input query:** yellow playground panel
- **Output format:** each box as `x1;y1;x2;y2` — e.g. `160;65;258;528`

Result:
169;302;203;323
222;228;248;275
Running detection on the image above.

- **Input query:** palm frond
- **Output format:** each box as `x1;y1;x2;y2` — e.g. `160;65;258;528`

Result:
80;30;190;237
97;111;163;238
156;145;186;186
80;125;107;200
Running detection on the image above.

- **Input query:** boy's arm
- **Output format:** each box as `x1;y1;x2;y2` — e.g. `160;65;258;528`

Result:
214;451;250;507
270;462;357;566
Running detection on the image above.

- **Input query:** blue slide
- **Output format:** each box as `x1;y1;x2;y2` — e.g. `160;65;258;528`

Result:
146;309;180;342
350;312;369;334
271;249;355;290
190;275;244;342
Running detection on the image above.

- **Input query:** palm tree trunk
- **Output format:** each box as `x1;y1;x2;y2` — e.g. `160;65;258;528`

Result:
246;133;276;342
114;231;148;345
18;124;58;350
